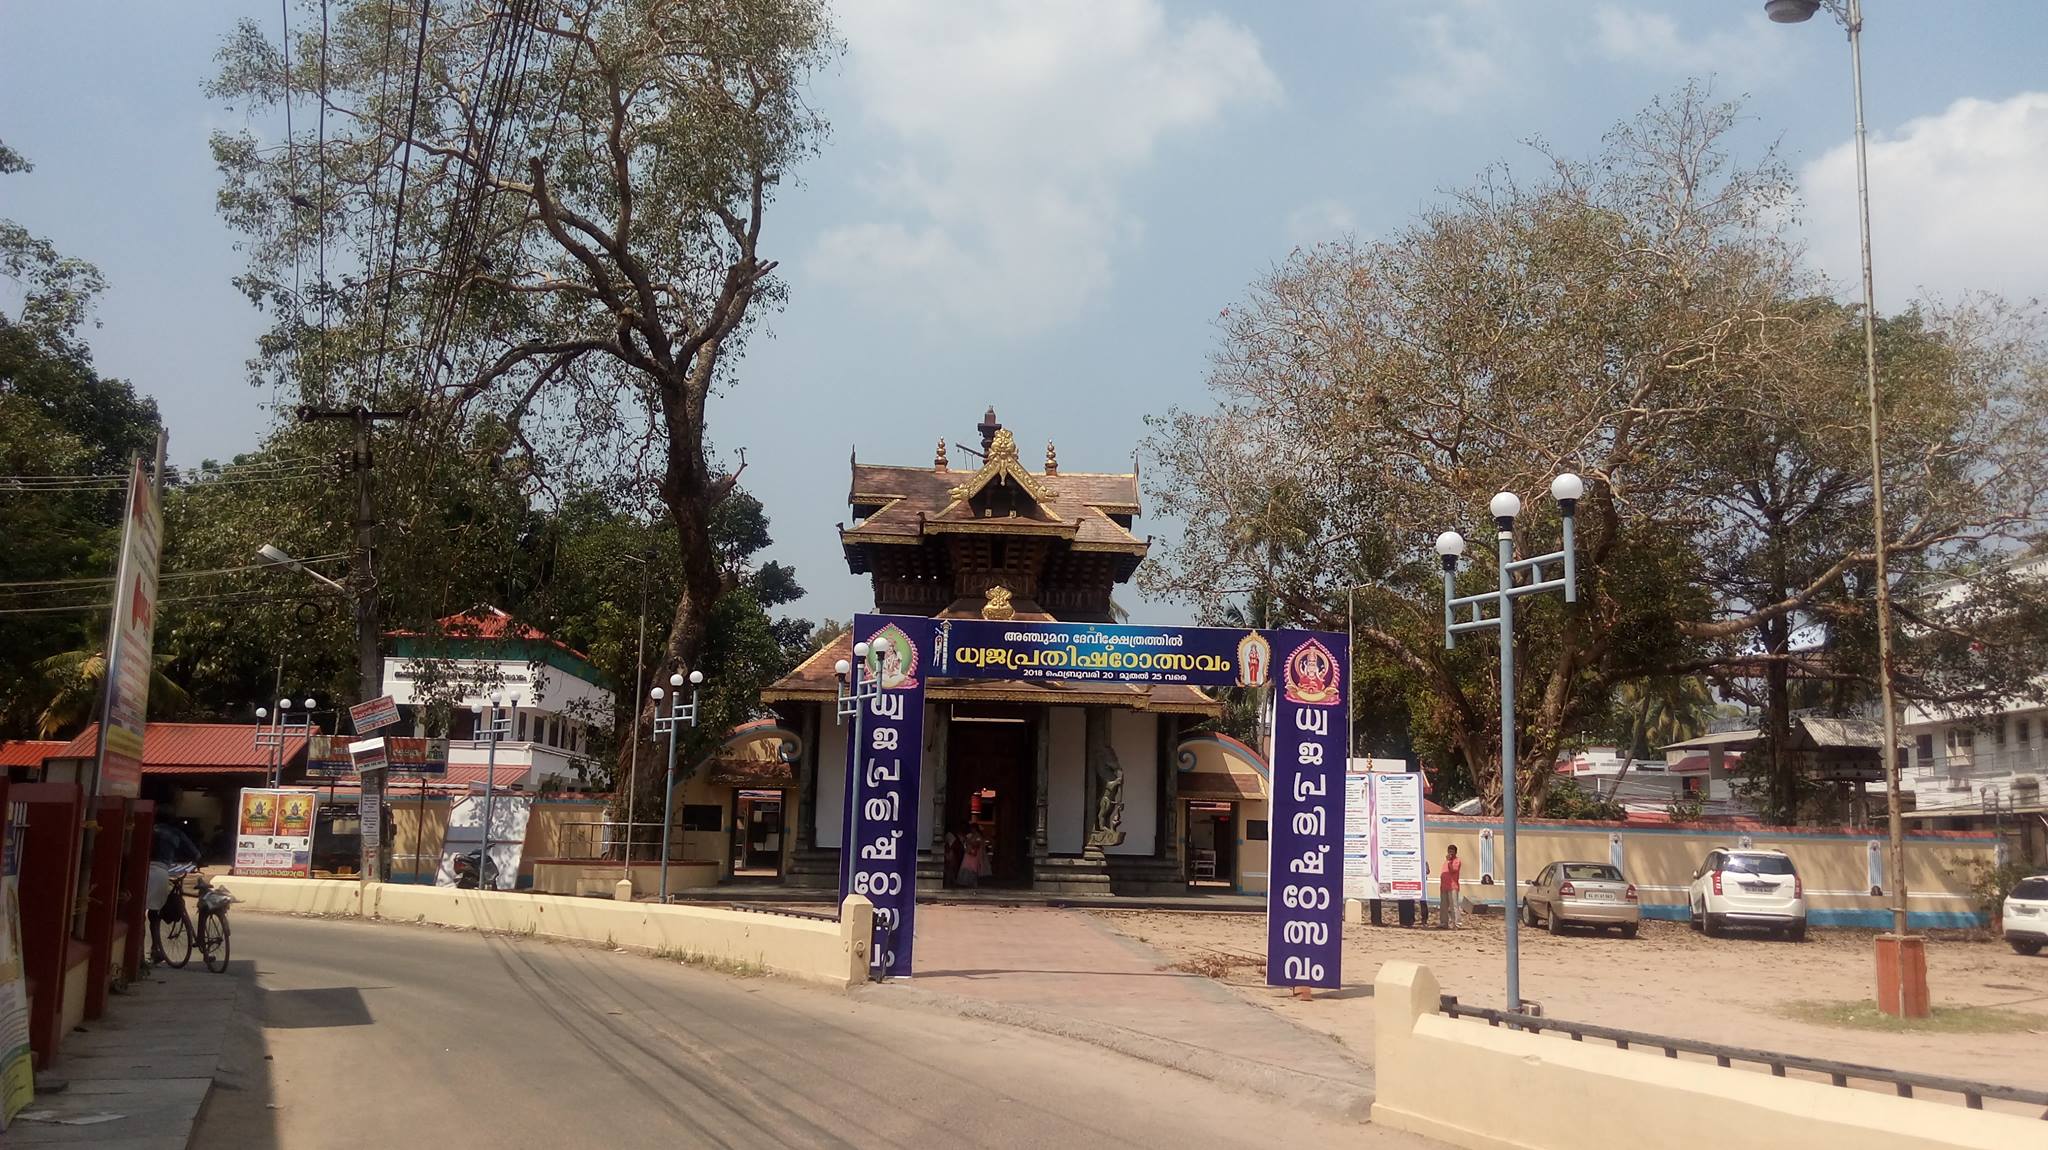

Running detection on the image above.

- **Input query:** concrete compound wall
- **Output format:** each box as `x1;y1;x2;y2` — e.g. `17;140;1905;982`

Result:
223;875;875;988
1421;817;1997;929
1372;961;2047;1150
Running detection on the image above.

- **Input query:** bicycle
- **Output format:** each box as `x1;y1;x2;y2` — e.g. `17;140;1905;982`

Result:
158;863;234;973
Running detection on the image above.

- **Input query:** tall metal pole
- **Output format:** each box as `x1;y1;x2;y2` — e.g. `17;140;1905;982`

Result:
1497;528;1521;1011
1842;0;1907;941
625;556;649;870
1345;589;1356;769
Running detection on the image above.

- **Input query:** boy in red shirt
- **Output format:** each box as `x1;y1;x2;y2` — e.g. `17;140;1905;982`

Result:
1437;845;1463;928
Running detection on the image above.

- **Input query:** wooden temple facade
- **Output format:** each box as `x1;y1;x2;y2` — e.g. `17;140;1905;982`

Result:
762;409;1252;895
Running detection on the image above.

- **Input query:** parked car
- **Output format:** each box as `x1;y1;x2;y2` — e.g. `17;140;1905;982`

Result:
1522;861;1640;937
1689;848;1806;941
2005;875;2048;956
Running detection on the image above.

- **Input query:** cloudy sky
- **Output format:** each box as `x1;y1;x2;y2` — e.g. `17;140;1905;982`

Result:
5;0;2045;624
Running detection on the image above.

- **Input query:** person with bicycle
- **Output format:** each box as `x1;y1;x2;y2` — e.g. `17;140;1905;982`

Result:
148;821;201;965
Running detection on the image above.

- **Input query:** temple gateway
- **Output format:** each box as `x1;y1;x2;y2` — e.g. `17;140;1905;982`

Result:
760;409;1271;895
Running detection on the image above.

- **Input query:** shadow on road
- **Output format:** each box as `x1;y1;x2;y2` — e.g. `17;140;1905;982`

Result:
190;958;282;1149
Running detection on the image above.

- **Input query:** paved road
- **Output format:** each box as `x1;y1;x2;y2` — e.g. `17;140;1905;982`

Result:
195;914;1428;1149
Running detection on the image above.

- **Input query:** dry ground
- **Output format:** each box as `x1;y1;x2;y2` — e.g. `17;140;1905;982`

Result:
1097;910;2048;1096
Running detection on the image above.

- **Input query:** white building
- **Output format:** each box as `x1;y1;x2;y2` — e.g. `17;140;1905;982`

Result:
1898;554;2048;862
381;607;616;790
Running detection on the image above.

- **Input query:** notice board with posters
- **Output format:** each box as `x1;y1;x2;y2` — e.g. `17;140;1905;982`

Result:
92;456;164;798
233;787;318;877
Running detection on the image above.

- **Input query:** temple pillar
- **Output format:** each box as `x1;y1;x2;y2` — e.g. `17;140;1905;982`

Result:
1034;706;1052;861
930;705;950;852
1158;714;1180;864
797;703;820;849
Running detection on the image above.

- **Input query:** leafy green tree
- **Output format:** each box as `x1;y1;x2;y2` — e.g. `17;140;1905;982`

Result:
1143;85;2048;820
0;140;164;736
205;1;834;763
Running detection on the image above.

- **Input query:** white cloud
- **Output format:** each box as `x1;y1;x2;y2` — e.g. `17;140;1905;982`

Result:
808;0;1279;337
1799;92;2048;309
1589;6;1792;83
1284;198;1356;244
1391;3;1509;116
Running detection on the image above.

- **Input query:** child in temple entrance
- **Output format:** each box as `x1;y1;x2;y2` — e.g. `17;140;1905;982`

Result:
960;828;987;888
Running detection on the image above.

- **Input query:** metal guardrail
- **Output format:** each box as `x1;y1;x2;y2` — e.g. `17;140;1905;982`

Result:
553;820;680;862
1439;995;2048;1119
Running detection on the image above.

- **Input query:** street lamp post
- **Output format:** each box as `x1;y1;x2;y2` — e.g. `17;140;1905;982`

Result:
473;696;516;890
254;696;318;788
1768;0;1921;1017
834;643;880;910
651;670;704;902
1439;473;1582;1011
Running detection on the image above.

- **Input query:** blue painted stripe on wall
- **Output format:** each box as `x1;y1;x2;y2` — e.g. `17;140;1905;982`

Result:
1431;893;1984;930
1421;818;1991;846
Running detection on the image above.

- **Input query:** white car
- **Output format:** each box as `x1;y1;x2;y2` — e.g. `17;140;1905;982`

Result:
2005;875;2048;956
1688;848;1807;941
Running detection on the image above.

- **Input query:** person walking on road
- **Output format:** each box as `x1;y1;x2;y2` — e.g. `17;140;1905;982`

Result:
1437;845;1463;929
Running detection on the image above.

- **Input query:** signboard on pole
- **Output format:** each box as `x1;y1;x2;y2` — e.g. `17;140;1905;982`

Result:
307;734;353;777
1342;766;1372;902
91;457;164;798
232;788;317;877
348;738;389;774
349;695;402;735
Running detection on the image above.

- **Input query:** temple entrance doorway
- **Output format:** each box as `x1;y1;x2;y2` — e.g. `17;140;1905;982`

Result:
731;789;785;879
1185;801;1237;888
945;709;1036;887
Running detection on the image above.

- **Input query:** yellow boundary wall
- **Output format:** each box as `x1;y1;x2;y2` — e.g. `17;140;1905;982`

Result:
224;875;874;989
1371;961;2048;1150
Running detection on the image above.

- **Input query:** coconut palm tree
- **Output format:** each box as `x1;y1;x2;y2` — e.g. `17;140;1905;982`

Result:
31;647;190;738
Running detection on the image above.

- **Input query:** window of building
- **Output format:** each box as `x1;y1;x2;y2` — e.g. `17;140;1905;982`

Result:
1915;733;1934;764
1246;819;1268;841
681;804;723;831
517;713;528;741
1995;722;2008;748
2019;718;2033;747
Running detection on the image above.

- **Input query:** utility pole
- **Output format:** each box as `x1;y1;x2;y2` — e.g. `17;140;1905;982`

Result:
299;404;412;888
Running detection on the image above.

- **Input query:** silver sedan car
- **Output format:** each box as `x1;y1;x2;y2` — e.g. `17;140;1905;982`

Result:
1522;861;1641;938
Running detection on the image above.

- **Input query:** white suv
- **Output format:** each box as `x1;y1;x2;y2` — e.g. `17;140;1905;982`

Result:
1689;848;1807;941
2005;875;2048;956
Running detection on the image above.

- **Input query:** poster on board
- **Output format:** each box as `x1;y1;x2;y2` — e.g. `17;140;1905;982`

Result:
0;877;31;1129
233;787;317;877
1368;772;1427;900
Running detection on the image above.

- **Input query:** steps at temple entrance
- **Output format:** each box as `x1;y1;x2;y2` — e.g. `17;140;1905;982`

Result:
1032;855;1113;894
1104;855;1188;896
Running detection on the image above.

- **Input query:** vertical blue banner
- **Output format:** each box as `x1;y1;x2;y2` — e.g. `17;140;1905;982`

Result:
840;614;929;979
1265;629;1348;989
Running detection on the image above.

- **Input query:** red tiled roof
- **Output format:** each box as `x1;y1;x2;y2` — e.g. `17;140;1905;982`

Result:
52;723;305;773
0;741;66;769
384;606;596;664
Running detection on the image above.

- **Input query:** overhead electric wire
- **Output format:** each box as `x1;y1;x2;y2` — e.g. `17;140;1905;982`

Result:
316;0;332;403
367;0;437;409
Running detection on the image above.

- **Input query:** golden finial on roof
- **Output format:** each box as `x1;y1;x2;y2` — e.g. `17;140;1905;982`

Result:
981;583;1016;621
987;427;1019;465
1045;441;1058;475
935;438;949;470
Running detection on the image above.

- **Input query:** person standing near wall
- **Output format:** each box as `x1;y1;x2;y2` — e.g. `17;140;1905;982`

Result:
1437;845;1463;929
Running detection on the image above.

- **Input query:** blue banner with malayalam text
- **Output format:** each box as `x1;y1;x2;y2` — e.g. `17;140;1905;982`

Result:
1265;629;1348;990
932;618;1276;687
840;614;929;980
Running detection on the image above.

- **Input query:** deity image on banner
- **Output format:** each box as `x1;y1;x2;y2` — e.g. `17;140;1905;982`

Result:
865;622;919;689
1236;632;1271;687
278;794;313;837
240;790;278;836
1282;638;1341;705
